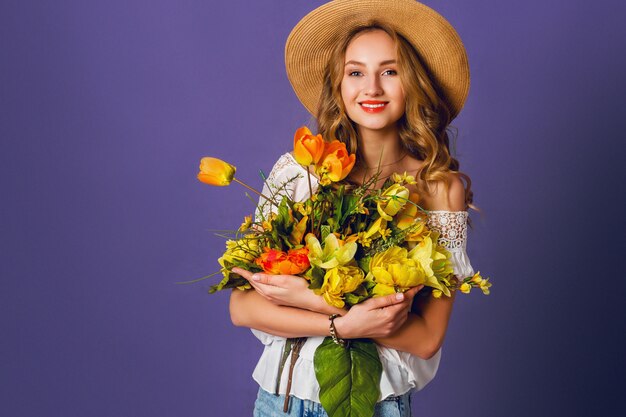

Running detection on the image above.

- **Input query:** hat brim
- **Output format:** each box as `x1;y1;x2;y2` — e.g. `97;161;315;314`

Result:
285;0;470;119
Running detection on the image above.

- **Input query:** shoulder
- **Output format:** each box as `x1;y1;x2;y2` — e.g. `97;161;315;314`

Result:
263;152;311;196
423;172;466;211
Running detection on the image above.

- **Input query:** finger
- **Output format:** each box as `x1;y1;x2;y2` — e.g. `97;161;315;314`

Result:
405;286;423;299
232;267;254;280
365;292;406;310
251;273;294;288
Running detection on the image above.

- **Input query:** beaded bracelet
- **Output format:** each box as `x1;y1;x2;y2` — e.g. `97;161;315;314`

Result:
328;314;346;347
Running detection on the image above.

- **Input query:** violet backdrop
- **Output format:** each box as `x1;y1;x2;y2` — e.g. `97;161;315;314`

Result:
1;1;625;416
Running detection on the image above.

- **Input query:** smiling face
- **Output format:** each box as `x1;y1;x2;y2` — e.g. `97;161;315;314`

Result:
340;29;406;136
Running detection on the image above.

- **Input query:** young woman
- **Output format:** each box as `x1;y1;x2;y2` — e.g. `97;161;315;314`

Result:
231;1;475;415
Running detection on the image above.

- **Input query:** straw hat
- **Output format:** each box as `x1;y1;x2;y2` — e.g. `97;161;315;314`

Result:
285;0;470;119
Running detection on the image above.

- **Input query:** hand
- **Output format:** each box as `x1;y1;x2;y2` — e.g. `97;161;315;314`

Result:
334;286;423;339
232;267;342;315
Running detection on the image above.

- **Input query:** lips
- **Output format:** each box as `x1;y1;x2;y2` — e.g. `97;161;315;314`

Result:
359;100;388;113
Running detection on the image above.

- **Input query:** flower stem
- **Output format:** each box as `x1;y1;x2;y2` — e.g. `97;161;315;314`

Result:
306;166;315;232
233;177;278;207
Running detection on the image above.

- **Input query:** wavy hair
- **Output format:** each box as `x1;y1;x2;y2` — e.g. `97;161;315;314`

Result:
315;22;474;208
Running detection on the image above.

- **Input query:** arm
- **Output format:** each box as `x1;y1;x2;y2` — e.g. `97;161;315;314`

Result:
230;267;420;340
366;173;468;359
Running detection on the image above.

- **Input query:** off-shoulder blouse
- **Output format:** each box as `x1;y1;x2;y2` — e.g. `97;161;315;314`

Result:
251;152;474;402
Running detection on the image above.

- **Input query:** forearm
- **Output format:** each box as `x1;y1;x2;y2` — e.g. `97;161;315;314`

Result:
229;289;335;338
373;292;456;359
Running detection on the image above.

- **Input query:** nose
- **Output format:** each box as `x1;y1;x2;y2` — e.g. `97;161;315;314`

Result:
364;74;383;96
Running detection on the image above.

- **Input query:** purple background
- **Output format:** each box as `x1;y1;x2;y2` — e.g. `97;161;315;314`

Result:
2;0;625;416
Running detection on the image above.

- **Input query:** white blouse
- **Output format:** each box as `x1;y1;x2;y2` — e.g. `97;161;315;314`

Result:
251;152;474;402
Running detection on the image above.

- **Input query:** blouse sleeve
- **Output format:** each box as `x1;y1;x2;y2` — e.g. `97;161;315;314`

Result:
426;210;475;279
255;153;314;222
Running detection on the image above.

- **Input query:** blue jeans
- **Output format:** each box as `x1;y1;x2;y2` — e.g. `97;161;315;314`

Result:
253;387;412;417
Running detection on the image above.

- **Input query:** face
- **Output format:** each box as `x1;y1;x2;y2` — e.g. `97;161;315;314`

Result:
340;29;406;135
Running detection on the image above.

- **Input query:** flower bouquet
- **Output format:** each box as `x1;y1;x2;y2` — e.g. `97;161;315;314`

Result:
196;127;490;417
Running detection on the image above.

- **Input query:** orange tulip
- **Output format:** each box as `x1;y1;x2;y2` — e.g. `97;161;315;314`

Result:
316;140;356;185
395;193;421;230
197;157;236;186
255;247;310;275
293;126;325;166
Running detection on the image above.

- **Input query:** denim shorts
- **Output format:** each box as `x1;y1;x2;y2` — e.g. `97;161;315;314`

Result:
253;387;412;417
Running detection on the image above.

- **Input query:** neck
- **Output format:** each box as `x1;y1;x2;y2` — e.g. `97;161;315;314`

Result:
356;126;404;169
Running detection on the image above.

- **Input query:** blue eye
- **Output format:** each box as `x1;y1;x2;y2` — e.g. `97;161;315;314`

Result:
348;70;362;76
383;69;397;76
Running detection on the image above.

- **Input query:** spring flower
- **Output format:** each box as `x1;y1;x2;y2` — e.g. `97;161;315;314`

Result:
239;215;252;232
319;266;365;308
293;126;325;166
289;216;308;246
376;183;410;221
392;172;417;185
305;233;357;269
316;140;356;185
395;193;421;230
255;247;310;275
408;233;454;295
197;157;236;186
219;236;262;266
368;246;427;296
460;282;472;293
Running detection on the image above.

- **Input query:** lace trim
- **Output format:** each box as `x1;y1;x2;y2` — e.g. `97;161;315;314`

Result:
426;211;468;250
257;154;304;220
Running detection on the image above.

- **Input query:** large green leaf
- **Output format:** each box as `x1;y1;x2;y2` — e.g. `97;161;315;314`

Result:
314;337;382;417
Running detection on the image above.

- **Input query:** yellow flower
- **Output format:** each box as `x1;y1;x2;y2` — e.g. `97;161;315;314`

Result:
305;233;357;269
238;215;252;232
197;157;236;186
432;289;443;298
219;236;261;266
293;202;311;216
392;172;417;185
356;232;372;248
293;126;325;166
368;246;427;296
364;217;387;240
460;282;471;294
395;193;421;230
376;184;410;221
316;140;356;185
319;266;365;308
289;216;308;246
408;234;453;296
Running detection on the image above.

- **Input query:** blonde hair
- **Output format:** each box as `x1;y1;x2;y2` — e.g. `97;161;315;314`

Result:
315;22;473;208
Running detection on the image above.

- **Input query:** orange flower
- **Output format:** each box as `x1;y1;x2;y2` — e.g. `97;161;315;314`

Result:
293;126;325;166
197;157;236;186
255;247;311;275
395;193;421;229
316;140;356;185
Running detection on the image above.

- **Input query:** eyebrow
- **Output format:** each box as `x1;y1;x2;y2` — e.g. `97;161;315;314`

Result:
344;59;397;67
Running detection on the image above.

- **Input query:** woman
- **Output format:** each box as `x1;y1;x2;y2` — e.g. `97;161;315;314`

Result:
231;1;474;415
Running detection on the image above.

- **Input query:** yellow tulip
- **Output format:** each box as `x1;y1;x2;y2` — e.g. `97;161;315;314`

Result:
376;184;410;221
293;126;325;166
460;283;472;294
197;157;236;186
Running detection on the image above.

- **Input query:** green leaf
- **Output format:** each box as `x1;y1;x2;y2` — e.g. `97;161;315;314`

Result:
314;338;382;417
308;266;325;290
321;225;331;242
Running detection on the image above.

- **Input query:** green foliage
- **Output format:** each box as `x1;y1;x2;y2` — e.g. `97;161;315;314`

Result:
314;338;382;417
